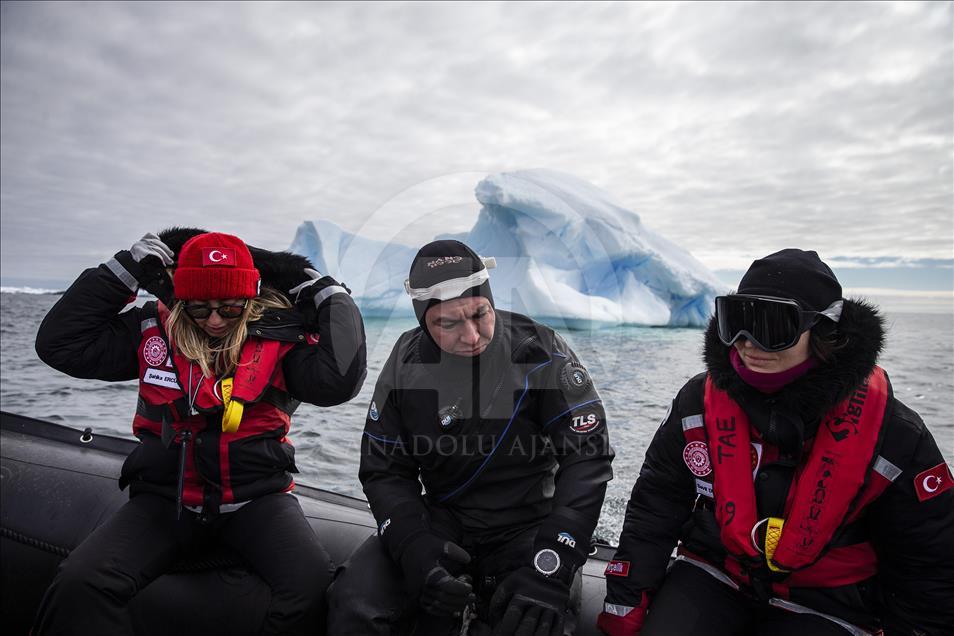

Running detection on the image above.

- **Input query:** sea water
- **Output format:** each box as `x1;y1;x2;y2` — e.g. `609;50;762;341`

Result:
2;291;951;541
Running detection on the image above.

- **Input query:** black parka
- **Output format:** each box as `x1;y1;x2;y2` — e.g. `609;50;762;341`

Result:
360;310;614;570
35;245;367;507
605;299;954;635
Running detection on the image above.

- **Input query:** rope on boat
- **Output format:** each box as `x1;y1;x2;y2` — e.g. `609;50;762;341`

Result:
1;525;247;573
1;526;70;557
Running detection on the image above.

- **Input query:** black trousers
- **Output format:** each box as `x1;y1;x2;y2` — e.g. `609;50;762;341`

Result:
642;561;860;636
32;492;334;636
326;523;581;636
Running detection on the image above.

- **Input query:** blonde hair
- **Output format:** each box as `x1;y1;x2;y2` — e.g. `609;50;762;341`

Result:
166;287;292;378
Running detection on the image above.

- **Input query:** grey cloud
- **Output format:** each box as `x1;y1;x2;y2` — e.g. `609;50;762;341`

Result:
1;1;950;284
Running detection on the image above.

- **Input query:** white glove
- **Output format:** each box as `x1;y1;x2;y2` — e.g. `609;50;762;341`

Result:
288;268;325;298
289;268;351;311
130;233;174;266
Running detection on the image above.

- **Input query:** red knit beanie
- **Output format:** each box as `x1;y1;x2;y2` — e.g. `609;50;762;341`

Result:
173;232;260;300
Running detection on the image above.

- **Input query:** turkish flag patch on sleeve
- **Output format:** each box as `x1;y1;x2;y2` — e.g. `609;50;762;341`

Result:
604;560;630;577
914;462;954;502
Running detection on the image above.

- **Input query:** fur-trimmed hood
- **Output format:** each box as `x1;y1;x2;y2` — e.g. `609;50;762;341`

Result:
703;298;886;427
158;227;316;298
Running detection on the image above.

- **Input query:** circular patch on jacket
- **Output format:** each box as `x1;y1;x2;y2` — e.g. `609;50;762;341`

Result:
683;441;712;476
143;336;168;367
559;361;592;396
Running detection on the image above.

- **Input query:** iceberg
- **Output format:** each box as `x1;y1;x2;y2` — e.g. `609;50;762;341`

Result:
288;220;417;318
289;169;725;327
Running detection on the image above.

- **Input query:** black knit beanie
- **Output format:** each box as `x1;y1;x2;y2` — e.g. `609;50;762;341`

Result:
406;240;494;330
738;249;842;312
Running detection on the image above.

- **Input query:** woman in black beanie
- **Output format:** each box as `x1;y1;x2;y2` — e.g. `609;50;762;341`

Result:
597;249;953;636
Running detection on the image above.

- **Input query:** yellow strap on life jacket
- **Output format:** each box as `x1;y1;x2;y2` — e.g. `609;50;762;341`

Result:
219;378;244;433
765;517;789;572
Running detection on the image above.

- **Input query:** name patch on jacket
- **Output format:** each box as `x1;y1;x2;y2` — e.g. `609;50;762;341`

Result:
915;462;954;502
695;479;713;498
143;368;180;390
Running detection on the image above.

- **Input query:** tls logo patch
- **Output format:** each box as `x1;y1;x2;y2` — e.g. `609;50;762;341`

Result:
604;560;630;577
570;412;601;434
914;462;954;502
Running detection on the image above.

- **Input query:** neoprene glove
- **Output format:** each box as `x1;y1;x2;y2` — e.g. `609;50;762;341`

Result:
489;567;569;636
596;592;650;636
400;534;475;617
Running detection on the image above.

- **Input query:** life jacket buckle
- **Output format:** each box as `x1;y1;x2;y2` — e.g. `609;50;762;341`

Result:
217;377;244;432
751;517;789;573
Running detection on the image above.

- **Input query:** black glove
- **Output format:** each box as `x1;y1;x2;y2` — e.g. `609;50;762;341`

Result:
489;567;569;636
110;233;176;305
400;534;475;617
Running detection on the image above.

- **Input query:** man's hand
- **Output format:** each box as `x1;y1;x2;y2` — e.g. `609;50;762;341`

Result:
489;567;569;636
400;535;475;617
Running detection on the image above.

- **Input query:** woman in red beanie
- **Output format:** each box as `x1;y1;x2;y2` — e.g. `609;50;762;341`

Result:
32;230;367;635
597;249;953;636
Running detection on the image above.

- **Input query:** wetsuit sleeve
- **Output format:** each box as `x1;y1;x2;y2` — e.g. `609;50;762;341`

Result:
604;380;698;608
282;290;367;407
533;333;615;572
358;342;429;562
867;405;954;636
34;263;144;382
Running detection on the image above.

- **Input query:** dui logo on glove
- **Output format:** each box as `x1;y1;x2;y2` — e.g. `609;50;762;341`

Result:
557;532;576;548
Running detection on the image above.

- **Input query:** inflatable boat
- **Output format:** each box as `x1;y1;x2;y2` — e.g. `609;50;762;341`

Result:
0;410;612;634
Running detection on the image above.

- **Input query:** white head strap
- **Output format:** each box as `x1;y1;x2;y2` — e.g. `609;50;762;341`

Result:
405;257;496;301
820;299;844;323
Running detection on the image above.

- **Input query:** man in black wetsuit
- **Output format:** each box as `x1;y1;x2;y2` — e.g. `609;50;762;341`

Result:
327;240;614;635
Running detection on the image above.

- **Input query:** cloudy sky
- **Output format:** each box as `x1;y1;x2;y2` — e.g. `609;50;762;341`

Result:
1;1;951;288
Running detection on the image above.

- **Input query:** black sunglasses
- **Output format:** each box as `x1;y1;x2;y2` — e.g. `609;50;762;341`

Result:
715;295;842;353
182;300;248;320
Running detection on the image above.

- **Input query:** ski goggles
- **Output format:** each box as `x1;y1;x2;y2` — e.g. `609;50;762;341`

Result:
182;300;248;320
715;295;843;352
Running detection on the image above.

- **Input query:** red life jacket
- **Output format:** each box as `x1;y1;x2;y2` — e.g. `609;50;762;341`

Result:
131;303;297;507
685;367;895;590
